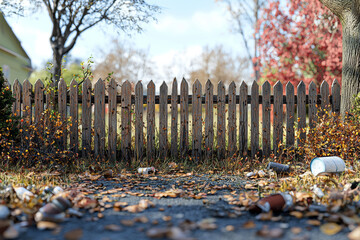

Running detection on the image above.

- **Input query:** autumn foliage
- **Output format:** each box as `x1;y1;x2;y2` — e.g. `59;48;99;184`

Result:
258;0;342;88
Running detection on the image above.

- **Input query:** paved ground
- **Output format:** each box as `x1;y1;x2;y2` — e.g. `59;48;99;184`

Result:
19;174;351;240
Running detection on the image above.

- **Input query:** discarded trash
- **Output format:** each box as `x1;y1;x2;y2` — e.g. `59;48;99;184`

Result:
246;172;256;178
138;167;156;174
0;205;10;220
312;185;324;198
310;156;345;176
267;162;290;173
249;193;293;213
35;197;71;223
14;187;34;201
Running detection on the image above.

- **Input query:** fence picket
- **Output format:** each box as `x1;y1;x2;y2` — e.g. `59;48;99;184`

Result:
82;79;92;157
192;80;202;160
251;81;259;158
217;81;226;160
332;79;341;114
69;79;78;153
58;79;67;150
286;82;295;148
94;79;105;158
180;78;189;157
159;82;168;160
22;79;32;125
308;81;317;129
45;82;55;111
320;81;330;116
228;82;237;156
171;78;178;159
239;82;248;156
108;79;117;162
273;81;283;155
121;81;132;164
34;80;44;124
262;81;271;158
135;81;144;160
297;81;306;145
205;80;214;158
12;79;22;118
147;80;156;162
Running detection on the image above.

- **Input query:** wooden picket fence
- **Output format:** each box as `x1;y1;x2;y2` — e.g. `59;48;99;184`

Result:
11;78;341;162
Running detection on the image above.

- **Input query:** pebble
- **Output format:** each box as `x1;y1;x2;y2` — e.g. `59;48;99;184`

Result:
0;205;10;219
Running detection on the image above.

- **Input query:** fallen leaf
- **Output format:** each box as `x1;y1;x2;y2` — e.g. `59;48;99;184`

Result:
320;223;342;236
198;218;217;230
291;227;302;235
242;221;256;229
146;228;168;238
225;225;235;231
121;219;135;226
64;228;83;240
104;224;122;232
307;220;321;226
256;226;284;238
162;216;172;222
37;221;59;230
290;211;303;219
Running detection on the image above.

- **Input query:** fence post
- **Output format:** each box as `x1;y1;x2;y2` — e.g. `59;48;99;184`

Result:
121;80;132;164
228;81;237;157
94;79;105;159
192;80;202;161
239;81;248;156
108;78;117;162
82;78;92;157
320;81;330;116
69;79;78;153
217;81;226;160
262;81;271;158
147;80;156;162
34;80;44;125
22;79;32;125
180;78;189;158
171;78;178;159
251;81;259;158
135;81;144;161
205;80;214;158
58;79;67;150
308;81;317;129
297;81;306;145
159;81;168;160
286;82;295;149
12;79;22;118
273;81;283;155
331;79;341;114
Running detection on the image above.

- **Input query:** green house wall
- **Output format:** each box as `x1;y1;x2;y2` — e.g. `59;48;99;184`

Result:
0;13;32;85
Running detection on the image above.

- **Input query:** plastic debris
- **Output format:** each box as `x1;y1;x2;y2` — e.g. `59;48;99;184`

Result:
312;185;324;198
310;156;345;176
0;205;10;220
249;193;294;213
14;187;34;201
267;162;290;174
138;167;156;174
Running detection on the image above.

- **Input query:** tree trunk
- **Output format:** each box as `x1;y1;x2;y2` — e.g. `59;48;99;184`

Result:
52;49;63;85
340;12;360;116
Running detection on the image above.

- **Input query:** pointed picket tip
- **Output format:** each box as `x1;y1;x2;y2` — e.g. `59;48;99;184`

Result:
297;80;305;89
251;80;258;87
147;80;155;88
229;81;236;88
240;81;248;89
332;79;340;87
205;79;213;87
14;79;20;86
172;77;177;85
309;81;316;90
23;79;31;86
82;78;91;85
160;81;168;90
135;80;143;88
94;78;104;87
262;80;271;88
320;80;329;89
122;80;131;88
181;77;188;85
218;81;224;87
70;79;78;86
194;79;201;86
35;79;44;87
286;81;294;89
274;80;282;88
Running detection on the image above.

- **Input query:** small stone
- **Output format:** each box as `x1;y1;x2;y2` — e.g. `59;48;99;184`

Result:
0;205;10;220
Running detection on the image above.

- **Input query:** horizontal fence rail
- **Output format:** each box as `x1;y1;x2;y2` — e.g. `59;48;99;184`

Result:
11;78;341;161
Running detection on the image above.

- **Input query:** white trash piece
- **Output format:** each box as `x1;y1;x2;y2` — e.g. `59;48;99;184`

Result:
138;167;156;174
52;186;64;195
14;187;34;201
310;156;346;176
312;185;324;198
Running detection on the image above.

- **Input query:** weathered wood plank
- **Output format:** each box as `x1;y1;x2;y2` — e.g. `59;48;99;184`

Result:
286;82;295;148
82;79;92;157
34;80;44;124
217;81;226;160
135;81;144;160
12;79;22;118
320;81;330;116
205;80;214;158
239;81;248;156
159;82;168;160
228;82;237;156
58;79;67;150
22;79;32;125
331;79;341;114
69;79;78;153
262;81;271;158
121;80;132;164
94;79;105;158
273;81;283;156
108;79;117;162
251;81;259;158
45;82;55;111
192;80;202;161
170;78;178;159
180;78;189;157
147;80;156;162
308;81;317;129
297;81;306;145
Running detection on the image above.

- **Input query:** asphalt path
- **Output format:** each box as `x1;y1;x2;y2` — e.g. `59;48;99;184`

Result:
19;174;350;240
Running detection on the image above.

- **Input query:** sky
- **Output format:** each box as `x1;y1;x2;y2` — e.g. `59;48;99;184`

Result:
5;0;248;82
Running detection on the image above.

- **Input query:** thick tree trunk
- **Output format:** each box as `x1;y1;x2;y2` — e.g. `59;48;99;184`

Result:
340;12;360;116
52;49;63;86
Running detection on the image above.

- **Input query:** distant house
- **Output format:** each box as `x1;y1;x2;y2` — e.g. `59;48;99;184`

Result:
0;12;32;85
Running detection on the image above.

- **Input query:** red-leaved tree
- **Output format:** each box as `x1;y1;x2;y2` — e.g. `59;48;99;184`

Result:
257;0;342;89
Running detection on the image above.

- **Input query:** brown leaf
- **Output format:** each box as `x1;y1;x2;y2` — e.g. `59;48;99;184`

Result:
102;169;113;178
242;221;256;229
307;219;321;226
320;223;342;236
225;225;235;231
256;226;284;238
37;221;59;230
291;227;302;235
290;211;303;219
64;229;83;240
104;224;122;232
198;218;217;230
121;219;135;226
